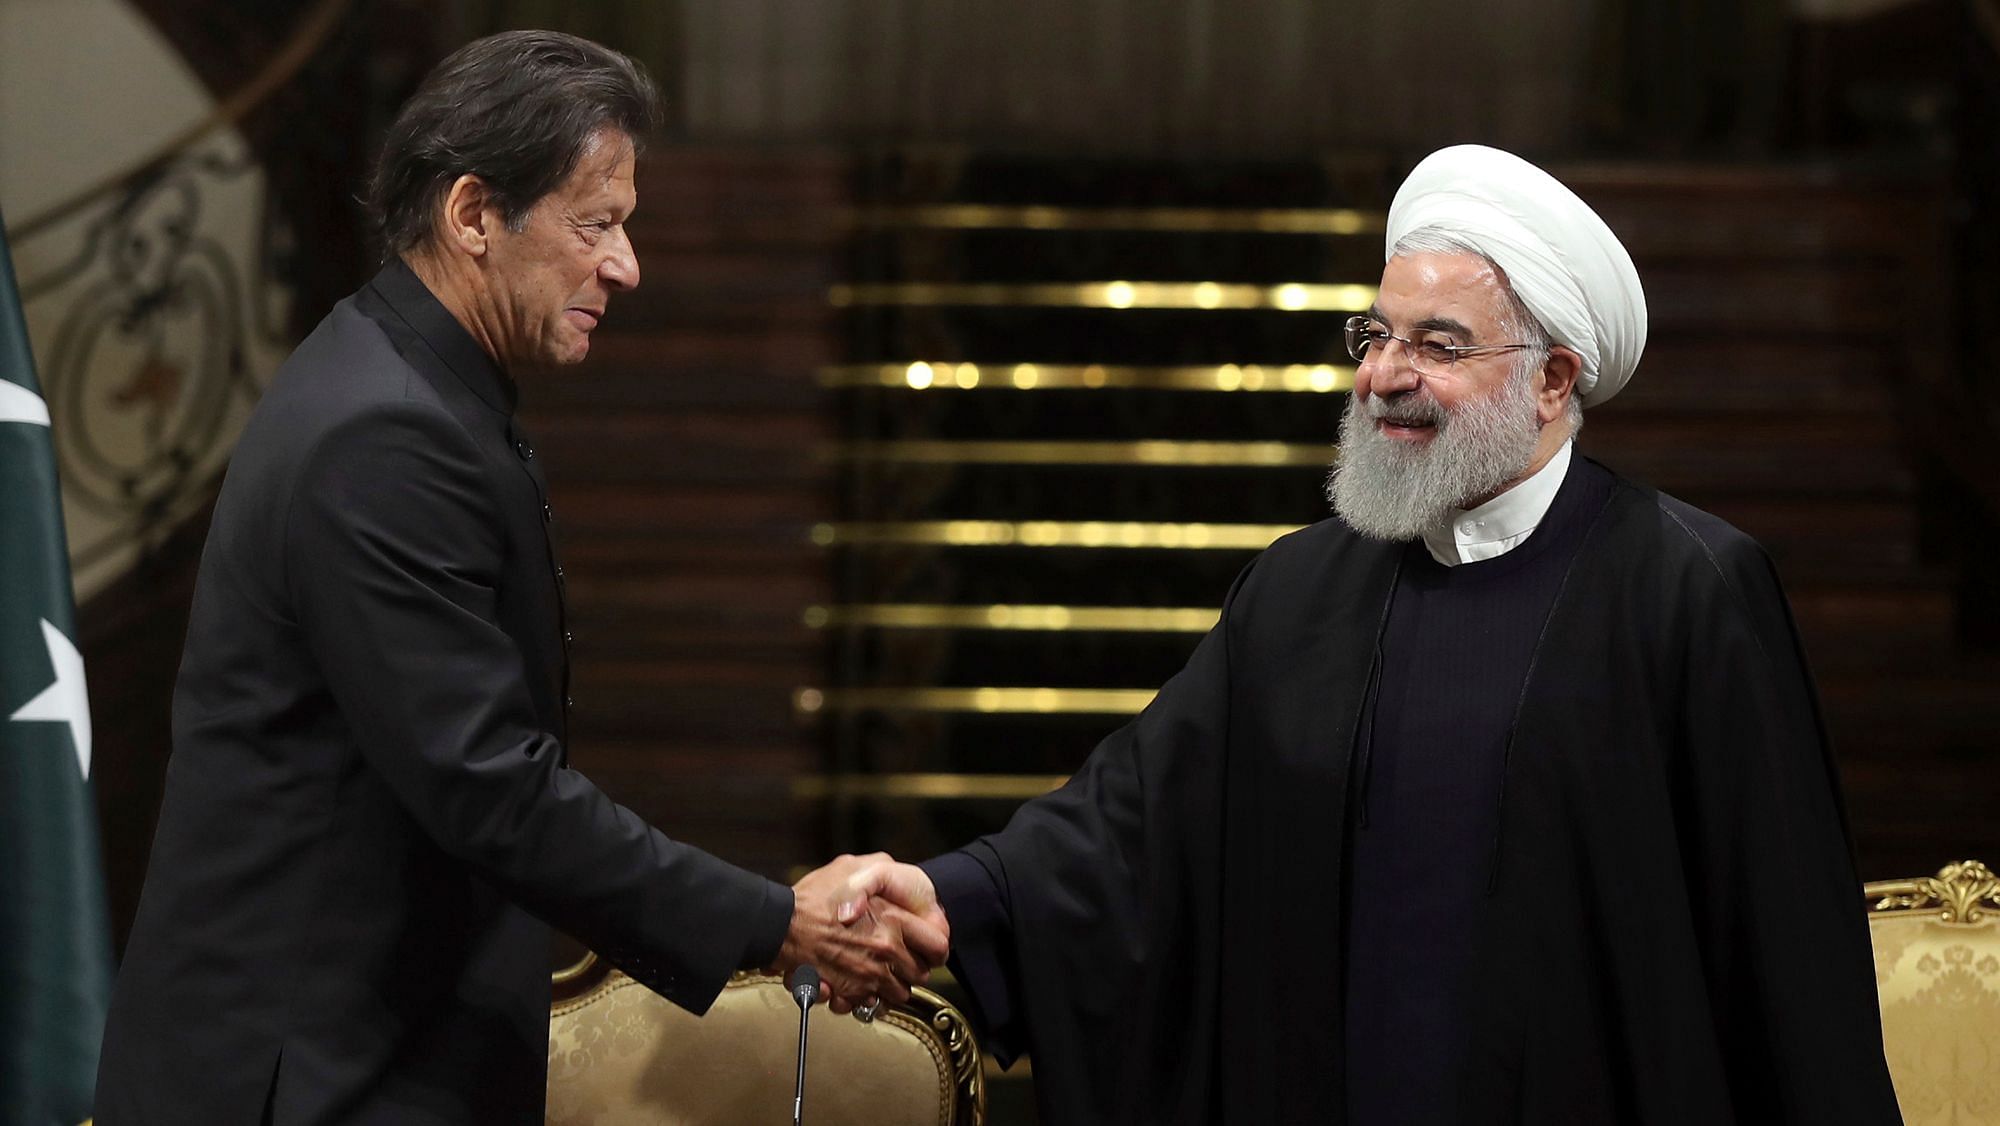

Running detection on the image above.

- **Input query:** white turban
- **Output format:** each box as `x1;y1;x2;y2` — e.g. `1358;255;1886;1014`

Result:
1384;145;1646;408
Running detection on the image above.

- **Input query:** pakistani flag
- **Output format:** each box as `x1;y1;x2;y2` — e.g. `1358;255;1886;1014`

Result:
0;216;111;1125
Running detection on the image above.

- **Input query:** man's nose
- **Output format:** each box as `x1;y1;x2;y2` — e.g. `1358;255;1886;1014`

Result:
600;227;640;291
1358;344;1420;398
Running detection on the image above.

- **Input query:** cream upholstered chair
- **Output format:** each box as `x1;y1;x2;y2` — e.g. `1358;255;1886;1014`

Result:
1866;859;2000;1125
547;953;984;1125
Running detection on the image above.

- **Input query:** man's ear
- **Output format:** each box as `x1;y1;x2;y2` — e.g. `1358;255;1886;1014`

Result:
1537;346;1583;425
438;174;495;258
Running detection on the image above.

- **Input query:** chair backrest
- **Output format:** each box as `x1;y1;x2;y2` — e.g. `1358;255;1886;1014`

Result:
548;954;985;1125
1864;859;2000;1126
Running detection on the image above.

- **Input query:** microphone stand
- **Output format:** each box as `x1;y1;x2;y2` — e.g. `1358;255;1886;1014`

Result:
787;966;819;1126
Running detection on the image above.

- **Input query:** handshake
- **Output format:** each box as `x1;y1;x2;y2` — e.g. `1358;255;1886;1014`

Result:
769;854;950;1015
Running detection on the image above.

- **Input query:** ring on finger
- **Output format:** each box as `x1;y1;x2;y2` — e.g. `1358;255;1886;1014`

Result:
856;996;882;1023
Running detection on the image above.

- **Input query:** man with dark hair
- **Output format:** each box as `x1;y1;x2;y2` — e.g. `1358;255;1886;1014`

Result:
852;145;1902;1123
94;30;944;1124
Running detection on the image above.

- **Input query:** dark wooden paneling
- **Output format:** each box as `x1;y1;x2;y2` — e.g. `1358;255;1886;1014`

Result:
519;145;848;882
1567;166;1994;879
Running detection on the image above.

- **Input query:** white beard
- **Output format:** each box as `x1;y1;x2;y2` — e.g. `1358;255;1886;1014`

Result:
1326;368;1544;542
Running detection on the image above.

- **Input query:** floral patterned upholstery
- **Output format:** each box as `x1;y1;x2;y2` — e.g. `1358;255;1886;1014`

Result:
1867;860;2000;1125
547;957;984;1125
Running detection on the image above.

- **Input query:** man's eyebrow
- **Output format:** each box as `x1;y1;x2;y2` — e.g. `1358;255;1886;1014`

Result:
1364;308;1475;339
1412;315;1472;338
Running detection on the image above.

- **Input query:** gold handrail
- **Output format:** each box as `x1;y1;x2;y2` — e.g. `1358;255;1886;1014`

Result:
803;603;1220;633
790;773;1070;801
794;686;1157;715
810;519;1302;550
829;280;1377;311
825;439;1334;467
5;0;352;241
819;361;1355;393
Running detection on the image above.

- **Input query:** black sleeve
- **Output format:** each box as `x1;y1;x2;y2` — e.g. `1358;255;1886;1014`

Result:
285;400;791;1013
948;557;1257;1122
1670;522;1904;1123
920;845;1025;1064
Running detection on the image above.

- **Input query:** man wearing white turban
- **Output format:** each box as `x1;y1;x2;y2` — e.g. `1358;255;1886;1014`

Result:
859;145;1903;1124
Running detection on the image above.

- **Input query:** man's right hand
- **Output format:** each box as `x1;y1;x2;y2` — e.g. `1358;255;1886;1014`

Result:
771;853;950;1011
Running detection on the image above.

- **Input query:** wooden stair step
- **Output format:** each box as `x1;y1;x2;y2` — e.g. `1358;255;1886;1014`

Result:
1819;669;2000;744
566;571;825;613
530;411;828;486
604;285;831;332
1586;202;1942;264
565;327;833;373
551;483;823;539
572;764;818;879
1639;262;1899;334
1789;587;1958;665
1607;338;1895;414
1581;414;1915;498
569;665;811;743
561;540;819;576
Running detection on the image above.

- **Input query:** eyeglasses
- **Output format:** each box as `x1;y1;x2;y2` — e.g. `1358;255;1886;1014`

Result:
1343;315;1534;376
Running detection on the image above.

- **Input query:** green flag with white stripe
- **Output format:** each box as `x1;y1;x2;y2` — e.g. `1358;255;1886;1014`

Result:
0;213;111;1125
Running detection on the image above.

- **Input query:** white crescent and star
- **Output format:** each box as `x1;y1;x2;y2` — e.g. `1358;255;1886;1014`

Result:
0;379;51;427
10;618;92;780
1;383;89;777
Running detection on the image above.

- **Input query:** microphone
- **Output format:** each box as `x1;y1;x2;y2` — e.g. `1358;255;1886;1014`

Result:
787;966;819;1126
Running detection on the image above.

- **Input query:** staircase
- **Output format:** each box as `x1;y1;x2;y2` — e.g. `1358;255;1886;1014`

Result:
810;153;1385;866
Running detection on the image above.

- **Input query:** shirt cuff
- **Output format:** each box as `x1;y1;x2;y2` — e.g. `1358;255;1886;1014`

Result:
922;849;1008;938
921;845;1023;1066
739;878;795;971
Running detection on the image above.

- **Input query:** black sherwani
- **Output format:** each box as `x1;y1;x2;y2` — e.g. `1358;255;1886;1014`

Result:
927;460;1902;1124
96;262;791;1125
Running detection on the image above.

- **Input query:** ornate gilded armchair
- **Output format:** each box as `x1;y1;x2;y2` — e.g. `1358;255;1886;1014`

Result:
547;953;985;1125
1866;860;2000;1125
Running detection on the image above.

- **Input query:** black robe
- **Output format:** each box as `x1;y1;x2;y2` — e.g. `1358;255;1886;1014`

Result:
929;461;1902;1124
